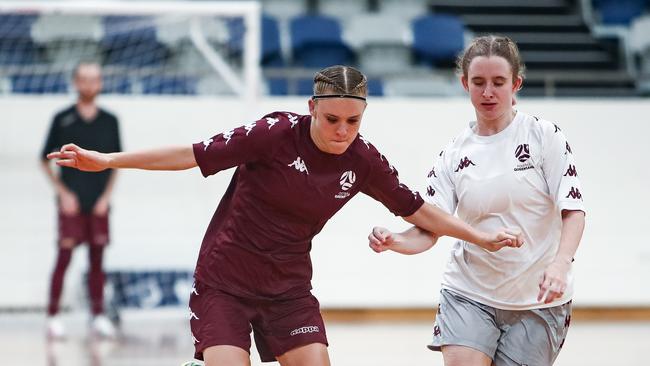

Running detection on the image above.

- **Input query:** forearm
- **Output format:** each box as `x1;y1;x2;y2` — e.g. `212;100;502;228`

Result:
554;210;585;264
99;170;118;200
40;160;70;195
405;203;486;246
390;226;438;255
107;145;197;171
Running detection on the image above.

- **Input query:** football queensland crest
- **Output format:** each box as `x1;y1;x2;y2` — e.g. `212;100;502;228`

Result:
340;171;356;191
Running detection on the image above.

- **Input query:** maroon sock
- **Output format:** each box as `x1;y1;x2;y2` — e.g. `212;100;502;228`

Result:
88;245;105;315
48;248;73;316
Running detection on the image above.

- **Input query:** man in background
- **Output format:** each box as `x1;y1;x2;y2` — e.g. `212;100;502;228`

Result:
41;62;122;339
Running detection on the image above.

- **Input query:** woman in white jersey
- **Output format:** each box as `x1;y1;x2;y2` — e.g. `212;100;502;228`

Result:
368;36;585;366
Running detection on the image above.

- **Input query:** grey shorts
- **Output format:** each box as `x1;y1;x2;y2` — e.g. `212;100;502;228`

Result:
428;289;572;366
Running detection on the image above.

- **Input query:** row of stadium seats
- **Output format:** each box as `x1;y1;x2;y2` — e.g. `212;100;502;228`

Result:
4;74;198;95
0;12;465;69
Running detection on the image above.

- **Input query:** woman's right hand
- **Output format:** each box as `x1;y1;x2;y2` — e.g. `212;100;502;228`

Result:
47;143;110;172
479;229;524;252
368;226;395;253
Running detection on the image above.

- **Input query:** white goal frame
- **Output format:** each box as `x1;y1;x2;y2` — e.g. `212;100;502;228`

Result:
0;0;262;104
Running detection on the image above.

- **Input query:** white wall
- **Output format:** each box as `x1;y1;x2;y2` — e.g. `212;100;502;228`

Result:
1;95;649;308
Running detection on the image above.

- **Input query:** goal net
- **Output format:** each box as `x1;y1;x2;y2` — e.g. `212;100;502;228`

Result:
0;0;261;103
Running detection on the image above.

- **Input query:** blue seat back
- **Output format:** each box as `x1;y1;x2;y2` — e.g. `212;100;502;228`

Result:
412;14;465;65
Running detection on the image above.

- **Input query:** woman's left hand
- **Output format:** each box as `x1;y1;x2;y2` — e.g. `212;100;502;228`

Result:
537;259;571;304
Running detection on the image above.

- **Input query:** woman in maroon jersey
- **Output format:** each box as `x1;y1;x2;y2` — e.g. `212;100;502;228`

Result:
47;65;522;366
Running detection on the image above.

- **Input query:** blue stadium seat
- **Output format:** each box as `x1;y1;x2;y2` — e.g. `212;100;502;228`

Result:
594;0;647;25
0;14;37;39
296;77;314;95
268;77;289;95
101;16;169;66
141;75;197;95
412;14;465;67
228;14;285;67
102;75;132;94
368;78;384;96
11;73;68;94
290;14;354;67
0;14;40;65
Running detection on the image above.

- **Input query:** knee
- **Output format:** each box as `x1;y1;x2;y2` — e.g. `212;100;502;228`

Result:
59;238;76;249
442;346;492;366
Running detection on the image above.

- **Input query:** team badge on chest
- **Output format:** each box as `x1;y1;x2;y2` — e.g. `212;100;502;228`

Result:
514;143;534;172
335;171;356;199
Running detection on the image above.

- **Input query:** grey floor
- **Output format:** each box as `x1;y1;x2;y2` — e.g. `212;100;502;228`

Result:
1;310;648;366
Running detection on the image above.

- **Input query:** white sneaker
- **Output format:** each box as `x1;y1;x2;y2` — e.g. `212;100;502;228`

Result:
180;361;204;366
47;316;66;340
91;314;116;339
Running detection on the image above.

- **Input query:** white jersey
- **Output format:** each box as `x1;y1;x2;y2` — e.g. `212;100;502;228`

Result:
425;111;585;310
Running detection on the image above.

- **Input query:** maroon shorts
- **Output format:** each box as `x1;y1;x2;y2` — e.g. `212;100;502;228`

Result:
189;280;328;362
58;211;109;246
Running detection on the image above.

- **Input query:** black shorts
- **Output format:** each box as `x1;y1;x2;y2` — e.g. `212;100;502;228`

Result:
189;280;328;362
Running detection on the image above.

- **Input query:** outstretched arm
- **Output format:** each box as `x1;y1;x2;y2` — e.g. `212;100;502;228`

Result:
368;226;438;255
404;203;523;252
47;143;197;172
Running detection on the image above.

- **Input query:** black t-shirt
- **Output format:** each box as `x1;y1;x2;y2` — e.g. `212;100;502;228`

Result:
41;105;122;213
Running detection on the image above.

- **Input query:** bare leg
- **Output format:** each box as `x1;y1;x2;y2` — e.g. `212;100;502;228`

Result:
442;345;492;366
203;345;251;366
277;343;330;366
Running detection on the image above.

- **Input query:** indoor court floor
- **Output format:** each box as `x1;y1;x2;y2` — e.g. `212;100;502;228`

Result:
0;310;648;366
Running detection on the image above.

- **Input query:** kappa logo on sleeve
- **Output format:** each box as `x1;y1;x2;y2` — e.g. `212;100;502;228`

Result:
565;141;572;154
426;186;435;197
266;117;279;129
244;121;256;136
359;135;371;149
565;187;582;200
563;165;578;177
427;167;437;178
222;129;234;144
202;138;213;151
287;113;299;128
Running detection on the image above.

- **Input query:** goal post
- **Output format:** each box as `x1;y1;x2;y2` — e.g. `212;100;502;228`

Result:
0;0;262;105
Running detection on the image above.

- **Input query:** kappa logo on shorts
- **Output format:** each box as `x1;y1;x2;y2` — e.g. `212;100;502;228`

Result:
289;325;320;336
433;325;441;337
191;332;200;344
